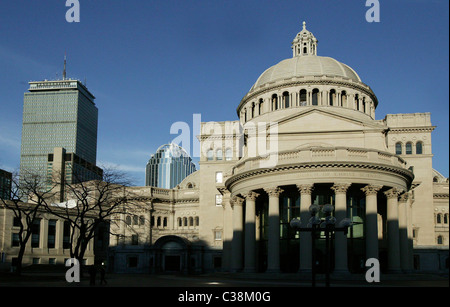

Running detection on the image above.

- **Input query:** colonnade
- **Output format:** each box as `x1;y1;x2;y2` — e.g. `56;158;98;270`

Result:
226;183;413;274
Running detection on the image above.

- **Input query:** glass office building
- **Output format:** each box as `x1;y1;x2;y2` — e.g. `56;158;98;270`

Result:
145;144;197;189
19;79;98;183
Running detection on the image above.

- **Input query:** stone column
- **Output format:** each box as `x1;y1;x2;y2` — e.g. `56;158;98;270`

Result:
220;188;233;271
231;196;244;272
398;192;410;272
331;183;351;274
243;191;259;273
297;184;314;273
264;187;283;273
361;185;383;261
384;187;403;272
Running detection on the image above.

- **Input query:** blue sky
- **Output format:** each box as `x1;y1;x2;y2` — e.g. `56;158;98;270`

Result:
0;0;448;186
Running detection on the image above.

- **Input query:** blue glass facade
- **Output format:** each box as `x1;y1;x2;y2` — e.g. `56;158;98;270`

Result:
145;144;196;189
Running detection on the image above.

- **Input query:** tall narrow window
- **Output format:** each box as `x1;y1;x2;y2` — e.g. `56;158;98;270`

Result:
437;236;443;245
416;142;423;155
215;194;223;206
251;103;255;118
48;220;56;249
329;89;336;106
259;99;263;115
395;142;402;155
31;219;41;248
312;89;319;106
437;214;442;224
215;172;223;183
225;148;232;161
216;149;223;161
272;94;278;110
283;92;290;108
63;221;70;249
207;149;214;161
341;91;347;106
355;94;360;110
300;89;307;106
406;142;413;155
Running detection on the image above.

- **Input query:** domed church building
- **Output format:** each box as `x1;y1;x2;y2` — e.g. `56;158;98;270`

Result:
109;23;448;275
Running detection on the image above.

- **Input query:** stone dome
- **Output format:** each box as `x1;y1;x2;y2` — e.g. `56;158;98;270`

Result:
250;55;362;91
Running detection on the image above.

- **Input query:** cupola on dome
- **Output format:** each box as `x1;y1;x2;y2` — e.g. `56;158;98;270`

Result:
250;22;362;91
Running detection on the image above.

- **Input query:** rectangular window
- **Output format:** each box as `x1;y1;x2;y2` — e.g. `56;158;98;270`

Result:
215;172;223;183
131;235;139;246
128;256;138;268
13;217;20;227
215;194;223;206
49;258;56;265
48;220;56;249
63;221;71;249
31;219;41;248
214;230;222;241
32;258;40;265
12;233;20;247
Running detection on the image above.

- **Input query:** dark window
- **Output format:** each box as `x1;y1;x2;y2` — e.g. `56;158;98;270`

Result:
48;220;56;248
416;142;423;154
406;142;413;155
312;89;319;106
12;233;19;247
437;236;443;245
128;256;138;268
63;221;71;249
131;235;138;245
395;142;402;155
13;217;20;227
31;219;41;248
300;90;307;105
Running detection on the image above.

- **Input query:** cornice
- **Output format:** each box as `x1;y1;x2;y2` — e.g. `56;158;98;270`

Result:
225;161;414;189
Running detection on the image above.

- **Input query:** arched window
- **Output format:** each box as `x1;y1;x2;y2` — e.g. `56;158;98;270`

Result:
139;216;145;226
312;89;319;106
272;94;278;110
303;46;307;54
355;94;360;110
189;217;194;227
183;217;188;227
362;98;366;113
406;142;413;155
187;183;193;189
259;98;263;115
133;215;138;226
437;235;443;245
444;214;448;224
157;216;161;227
225;148;233;161
437;214;442;224
300;89;307;106
341;91;347;106
433;176;439;183
195;216;199;226
163;217;167;227
395;142;402;155
178;217;182;227
244;108;247;122
216;149;223;160
329;89;336;106
251;103;255;118
283;92;290;108
207;149;214;161
416;142;423;155
125;216;132;226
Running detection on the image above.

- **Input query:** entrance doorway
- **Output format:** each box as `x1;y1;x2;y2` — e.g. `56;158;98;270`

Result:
165;255;181;272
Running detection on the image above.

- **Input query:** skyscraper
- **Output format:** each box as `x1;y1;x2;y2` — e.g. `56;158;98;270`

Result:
145;143;197;189
19;64;99;183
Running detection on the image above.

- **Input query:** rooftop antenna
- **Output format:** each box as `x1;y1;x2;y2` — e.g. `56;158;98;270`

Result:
63;52;67;80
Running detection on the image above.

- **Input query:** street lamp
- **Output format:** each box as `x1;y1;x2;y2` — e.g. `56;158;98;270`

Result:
290;203;353;287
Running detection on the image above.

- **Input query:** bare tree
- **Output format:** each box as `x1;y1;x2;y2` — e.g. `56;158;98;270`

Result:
0;170;56;275
42;166;139;270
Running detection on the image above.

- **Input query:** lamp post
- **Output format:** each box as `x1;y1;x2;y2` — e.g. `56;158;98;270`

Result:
290;203;353;287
